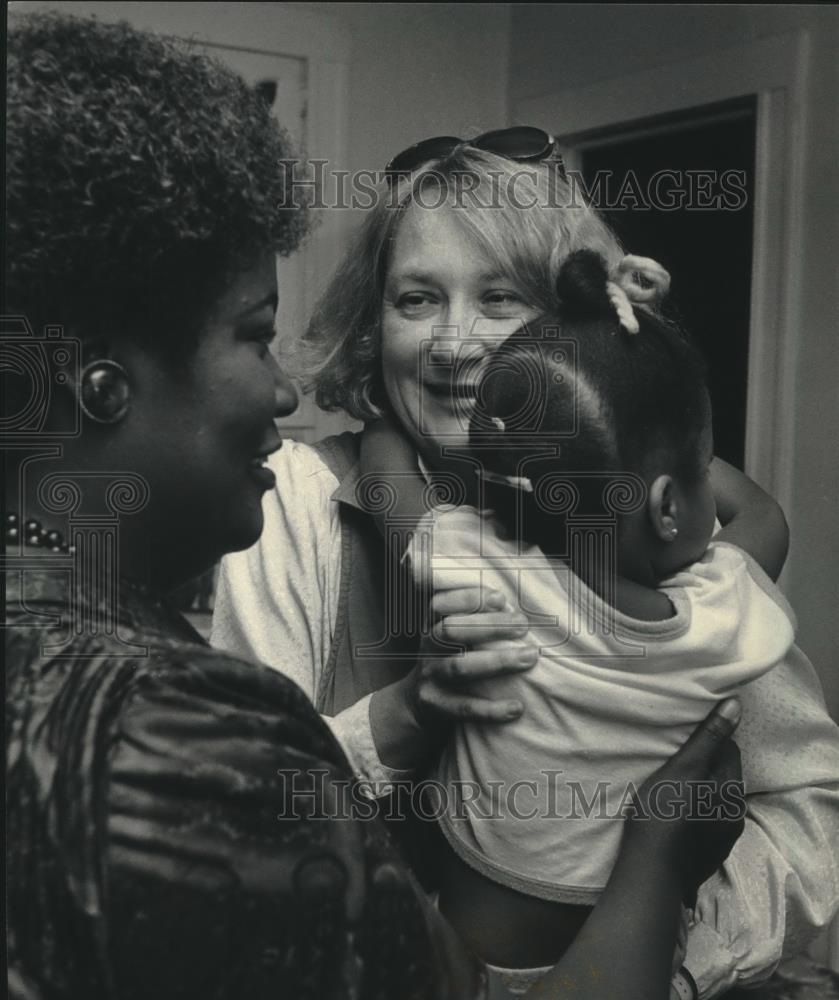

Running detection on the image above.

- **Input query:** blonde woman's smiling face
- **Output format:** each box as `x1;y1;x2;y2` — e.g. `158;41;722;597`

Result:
381;204;539;460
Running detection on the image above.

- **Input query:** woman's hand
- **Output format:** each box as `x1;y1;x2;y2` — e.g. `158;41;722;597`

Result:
409;585;537;726
369;586;536;770
624;698;745;906
522;700;745;1000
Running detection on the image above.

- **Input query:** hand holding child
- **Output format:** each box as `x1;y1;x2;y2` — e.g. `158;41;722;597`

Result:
370;585;537;770
625;697;745;906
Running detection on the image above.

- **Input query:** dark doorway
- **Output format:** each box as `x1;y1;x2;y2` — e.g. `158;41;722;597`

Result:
578;97;756;469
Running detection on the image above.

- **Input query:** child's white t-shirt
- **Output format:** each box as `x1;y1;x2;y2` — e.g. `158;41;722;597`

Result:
416;505;796;903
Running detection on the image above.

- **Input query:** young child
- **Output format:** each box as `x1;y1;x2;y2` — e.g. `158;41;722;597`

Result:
407;249;819;986
353;246;838;996
364;251;816;984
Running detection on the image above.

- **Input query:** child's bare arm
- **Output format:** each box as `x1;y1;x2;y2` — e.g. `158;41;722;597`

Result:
710;457;789;580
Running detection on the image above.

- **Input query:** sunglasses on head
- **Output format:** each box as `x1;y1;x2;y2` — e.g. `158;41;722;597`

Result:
384;125;565;186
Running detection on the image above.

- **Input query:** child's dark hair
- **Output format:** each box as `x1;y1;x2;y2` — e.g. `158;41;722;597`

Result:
472;250;710;547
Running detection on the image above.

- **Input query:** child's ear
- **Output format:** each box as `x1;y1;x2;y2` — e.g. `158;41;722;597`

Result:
648;474;680;542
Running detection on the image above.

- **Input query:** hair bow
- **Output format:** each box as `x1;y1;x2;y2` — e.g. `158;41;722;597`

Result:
607;255;671;335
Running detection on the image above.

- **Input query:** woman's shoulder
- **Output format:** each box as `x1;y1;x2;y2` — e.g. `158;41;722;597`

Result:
10;628;327;735
123;641;347;763
7;634;352;833
248;433;360;557
268;432;361;490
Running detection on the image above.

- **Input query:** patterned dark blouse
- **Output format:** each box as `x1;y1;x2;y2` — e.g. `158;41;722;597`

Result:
6;568;486;1000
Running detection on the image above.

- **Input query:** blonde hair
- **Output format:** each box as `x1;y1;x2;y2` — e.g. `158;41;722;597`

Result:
296;144;623;421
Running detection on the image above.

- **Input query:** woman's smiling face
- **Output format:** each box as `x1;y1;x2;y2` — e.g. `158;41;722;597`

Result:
116;253;299;584
381;204;539;460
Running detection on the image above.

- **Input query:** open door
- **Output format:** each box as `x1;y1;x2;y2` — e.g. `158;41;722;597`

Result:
577;98;757;469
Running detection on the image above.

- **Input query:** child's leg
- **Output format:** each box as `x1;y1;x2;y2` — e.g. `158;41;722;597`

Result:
436;834;592;969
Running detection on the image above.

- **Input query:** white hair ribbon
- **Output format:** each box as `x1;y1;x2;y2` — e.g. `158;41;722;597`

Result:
605;281;640;335
614;255;671;303
607;255;671;334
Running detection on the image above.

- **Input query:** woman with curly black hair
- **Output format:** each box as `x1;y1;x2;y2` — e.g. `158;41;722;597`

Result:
4;12;744;1000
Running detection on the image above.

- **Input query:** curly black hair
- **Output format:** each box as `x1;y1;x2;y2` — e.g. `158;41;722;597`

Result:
6;12;309;357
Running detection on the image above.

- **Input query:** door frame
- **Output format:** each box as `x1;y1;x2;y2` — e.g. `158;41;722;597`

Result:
516;32;810;575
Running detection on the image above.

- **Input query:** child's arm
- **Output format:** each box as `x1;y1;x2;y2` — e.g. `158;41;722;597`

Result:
709;457;789;581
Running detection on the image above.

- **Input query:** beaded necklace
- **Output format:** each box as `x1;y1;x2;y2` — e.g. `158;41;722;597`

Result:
5;512;75;554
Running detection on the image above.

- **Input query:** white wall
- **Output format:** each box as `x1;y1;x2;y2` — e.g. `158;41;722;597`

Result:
13;1;511;195
300;2;511;176
510;4;839;722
